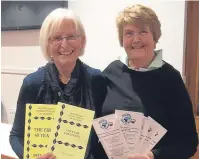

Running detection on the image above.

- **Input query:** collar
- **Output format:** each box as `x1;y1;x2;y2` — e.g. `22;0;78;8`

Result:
118;49;163;72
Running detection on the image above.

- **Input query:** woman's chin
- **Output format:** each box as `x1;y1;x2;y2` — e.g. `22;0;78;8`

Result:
53;57;77;66
128;54;145;60
129;50;146;58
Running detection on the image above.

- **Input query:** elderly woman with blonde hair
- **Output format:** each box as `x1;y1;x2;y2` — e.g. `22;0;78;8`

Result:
102;4;198;159
9;8;107;159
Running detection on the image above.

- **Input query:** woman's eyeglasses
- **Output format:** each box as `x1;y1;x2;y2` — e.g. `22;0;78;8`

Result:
49;35;80;46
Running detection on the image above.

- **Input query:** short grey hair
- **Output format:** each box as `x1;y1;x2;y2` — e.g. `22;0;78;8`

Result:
39;8;86;61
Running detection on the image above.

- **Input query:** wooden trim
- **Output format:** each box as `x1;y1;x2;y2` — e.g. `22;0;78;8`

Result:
1;154;17;159
191;117;199;159
184;1;199;116
191;144;199;159
1;68;35;75
196;31;199;114
195;116;199;136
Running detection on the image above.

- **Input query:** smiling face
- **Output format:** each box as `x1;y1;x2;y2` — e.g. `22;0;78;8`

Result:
123;23;155;63
48;19;85;67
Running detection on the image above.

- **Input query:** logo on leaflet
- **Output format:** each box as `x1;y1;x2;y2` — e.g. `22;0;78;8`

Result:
99;119;113;129
121;113;136;124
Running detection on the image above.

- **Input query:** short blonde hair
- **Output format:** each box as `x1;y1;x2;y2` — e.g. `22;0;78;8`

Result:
39;8;86;61
116;4;161;46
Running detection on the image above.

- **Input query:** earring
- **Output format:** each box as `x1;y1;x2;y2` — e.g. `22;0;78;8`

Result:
50;55;54;62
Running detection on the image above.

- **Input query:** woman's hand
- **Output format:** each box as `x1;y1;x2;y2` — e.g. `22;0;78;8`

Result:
128;151;154;159
36;153;56;159
128;154;150;159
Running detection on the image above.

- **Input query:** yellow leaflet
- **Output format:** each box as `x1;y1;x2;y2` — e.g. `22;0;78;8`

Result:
24;104;57;159
48;102;95;159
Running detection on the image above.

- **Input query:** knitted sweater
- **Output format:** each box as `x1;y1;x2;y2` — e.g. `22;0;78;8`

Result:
102;60;198;159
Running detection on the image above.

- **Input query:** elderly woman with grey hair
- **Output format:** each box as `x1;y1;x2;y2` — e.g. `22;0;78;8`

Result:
9;8;107;159
102;4;198;159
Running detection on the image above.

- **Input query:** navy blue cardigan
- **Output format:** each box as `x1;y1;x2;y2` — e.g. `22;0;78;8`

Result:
9;62;107;159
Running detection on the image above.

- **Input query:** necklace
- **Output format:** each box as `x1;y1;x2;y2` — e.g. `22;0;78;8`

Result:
59;75;71;84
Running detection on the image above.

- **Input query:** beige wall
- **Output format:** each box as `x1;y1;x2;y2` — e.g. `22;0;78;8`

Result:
1;0;187;124
1;30;47;124
69;0;186;73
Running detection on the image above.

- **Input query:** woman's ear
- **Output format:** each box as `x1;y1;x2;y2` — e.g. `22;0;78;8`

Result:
153;40;156;49
81;36;86;48
47;45;53;61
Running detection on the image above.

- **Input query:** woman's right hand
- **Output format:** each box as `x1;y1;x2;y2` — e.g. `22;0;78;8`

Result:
37;153;56;159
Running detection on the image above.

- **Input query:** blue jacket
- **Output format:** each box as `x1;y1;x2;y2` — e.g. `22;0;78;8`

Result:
9;62;107;159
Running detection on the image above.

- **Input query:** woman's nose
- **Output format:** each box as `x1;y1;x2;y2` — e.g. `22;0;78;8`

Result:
60;38;70;47
132;35;141;44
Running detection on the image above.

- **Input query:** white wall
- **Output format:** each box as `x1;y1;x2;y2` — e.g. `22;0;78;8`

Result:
1;30;47;124
1;0;186;124
69;0;186;73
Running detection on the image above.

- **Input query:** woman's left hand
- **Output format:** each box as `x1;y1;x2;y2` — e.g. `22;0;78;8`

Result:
36;153;56;159
128;154;149;159
128;151;154;159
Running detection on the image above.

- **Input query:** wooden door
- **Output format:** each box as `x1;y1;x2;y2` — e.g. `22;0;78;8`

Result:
185;1;199;159
184;1;199;116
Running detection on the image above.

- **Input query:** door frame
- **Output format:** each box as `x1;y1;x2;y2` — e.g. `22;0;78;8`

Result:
184;1;199;116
